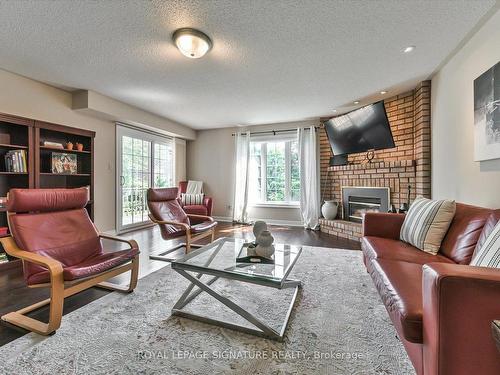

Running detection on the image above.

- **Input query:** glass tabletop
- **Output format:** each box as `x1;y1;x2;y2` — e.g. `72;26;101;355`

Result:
171;237;302;287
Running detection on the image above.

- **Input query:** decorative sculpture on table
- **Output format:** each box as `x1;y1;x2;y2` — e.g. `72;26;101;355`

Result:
255;230;275;258
243;220;275;259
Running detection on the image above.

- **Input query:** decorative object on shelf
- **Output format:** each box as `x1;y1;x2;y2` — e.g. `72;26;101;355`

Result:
253;220;268;240
42;141;64;149
389;204;397;213
76;142;84;151
473;60;500;162
66;141;74;151
0;133;10;144
4;149;27;172
321;200;338;220
51;152;77;174
255;230;275;258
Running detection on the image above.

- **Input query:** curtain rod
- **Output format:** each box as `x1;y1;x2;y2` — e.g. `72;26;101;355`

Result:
231;126;319;137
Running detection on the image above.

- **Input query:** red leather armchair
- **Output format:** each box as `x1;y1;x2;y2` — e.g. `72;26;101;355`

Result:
178;181;213;224
0;188;139;335
147;187;217;261
362;206;500;375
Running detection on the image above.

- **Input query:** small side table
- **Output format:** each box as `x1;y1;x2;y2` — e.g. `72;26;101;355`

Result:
492;320;500;353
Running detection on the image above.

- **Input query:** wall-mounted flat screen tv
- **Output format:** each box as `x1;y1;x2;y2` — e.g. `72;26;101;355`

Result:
324;101;395;156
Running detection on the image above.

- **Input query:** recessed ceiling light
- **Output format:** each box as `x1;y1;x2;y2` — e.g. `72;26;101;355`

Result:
353;101;360;105
173;28;212;59
332;109;337;113
380;91;387;95
403;46;415;53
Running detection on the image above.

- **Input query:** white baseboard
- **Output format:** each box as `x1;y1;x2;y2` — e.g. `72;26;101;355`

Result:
213;216;303;227
213;216;233;222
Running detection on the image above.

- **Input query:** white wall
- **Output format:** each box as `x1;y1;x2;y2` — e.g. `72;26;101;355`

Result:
0;69;191;230
432;8;500;208
186;120;318;224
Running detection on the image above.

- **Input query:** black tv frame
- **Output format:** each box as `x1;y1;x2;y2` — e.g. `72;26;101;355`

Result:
324;101;395;158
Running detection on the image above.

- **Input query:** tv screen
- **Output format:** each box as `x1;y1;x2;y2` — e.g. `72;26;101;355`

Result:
324;101;395;156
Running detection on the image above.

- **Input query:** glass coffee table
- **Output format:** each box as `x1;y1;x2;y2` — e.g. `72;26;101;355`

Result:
170;237;302;341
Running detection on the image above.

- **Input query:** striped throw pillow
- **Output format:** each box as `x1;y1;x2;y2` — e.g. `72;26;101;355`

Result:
400;196;456;255
181;193;204;206
470;221;500;268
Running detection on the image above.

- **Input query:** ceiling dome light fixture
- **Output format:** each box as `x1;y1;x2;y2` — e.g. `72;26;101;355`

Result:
380;90;388;95
353;101;360;105
403;45;416;53
173;28;212;59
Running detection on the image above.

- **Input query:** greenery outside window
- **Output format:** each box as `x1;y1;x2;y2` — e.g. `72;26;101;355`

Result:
249;138;300;206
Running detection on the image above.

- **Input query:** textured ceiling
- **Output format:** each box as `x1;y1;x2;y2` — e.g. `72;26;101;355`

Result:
0;0;496;129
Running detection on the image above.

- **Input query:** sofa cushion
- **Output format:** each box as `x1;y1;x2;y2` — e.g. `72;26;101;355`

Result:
181;193;205;205
368;258;424;343
400;197;456;255
362;236;455;265
474;210;500;257
439;203;493;264
470;220;500;268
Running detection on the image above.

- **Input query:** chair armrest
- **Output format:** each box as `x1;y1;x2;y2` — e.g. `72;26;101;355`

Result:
148;214;190;231
203;197;213;216
422;263;500;375
0;236;63;273
99;233;138;250
362;212;405;239
187;213;214;223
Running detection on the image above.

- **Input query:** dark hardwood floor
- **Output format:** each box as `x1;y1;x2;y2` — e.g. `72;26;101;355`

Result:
0;222;360;346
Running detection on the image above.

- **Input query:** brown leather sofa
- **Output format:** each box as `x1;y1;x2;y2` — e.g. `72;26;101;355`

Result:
362;203;500;375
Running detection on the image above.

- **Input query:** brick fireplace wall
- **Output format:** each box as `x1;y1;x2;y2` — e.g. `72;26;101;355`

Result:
319;81;431;241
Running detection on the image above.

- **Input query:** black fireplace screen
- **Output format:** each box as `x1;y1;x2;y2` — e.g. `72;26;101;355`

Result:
342;187;389;223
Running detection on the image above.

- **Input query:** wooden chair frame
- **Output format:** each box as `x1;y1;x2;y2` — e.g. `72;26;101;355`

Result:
0;233;139;335
149;213;216;261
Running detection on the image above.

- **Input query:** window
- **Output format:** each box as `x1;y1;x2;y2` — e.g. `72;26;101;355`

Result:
249;139;300;206
117;125;174;232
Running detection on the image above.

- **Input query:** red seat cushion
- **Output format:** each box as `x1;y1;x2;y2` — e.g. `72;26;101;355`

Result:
27;246;139;285
191;220;218;233
362;236;455;265
367;258;424;343
439;203;493;264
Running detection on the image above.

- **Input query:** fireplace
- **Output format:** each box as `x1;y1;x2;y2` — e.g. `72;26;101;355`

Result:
342;187;390;223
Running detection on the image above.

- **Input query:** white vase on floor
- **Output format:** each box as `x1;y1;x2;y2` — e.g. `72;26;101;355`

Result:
321;200;338;220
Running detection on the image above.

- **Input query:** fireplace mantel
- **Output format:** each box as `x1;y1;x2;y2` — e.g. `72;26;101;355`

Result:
328;159;415;172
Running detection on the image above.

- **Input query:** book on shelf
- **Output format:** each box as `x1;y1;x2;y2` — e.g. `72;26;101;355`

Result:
42;141;64;149
4;149;27;173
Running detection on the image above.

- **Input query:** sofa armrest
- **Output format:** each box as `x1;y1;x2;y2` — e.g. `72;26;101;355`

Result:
362;212;405;239
204;196;213;216
422;263;500;375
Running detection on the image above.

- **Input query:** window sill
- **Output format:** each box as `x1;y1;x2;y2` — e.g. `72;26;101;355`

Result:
250;202;300;209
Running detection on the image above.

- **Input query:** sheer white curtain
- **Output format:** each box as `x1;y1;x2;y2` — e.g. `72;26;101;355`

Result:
232;131;251;223
298;126;320;229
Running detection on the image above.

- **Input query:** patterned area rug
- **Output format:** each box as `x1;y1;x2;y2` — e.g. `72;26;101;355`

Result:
0;247;414;375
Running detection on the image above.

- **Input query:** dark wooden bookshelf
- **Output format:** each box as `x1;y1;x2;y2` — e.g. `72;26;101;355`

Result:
0;112;95;268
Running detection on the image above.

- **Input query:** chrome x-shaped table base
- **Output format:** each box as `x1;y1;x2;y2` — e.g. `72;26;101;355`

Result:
171;268;302;341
